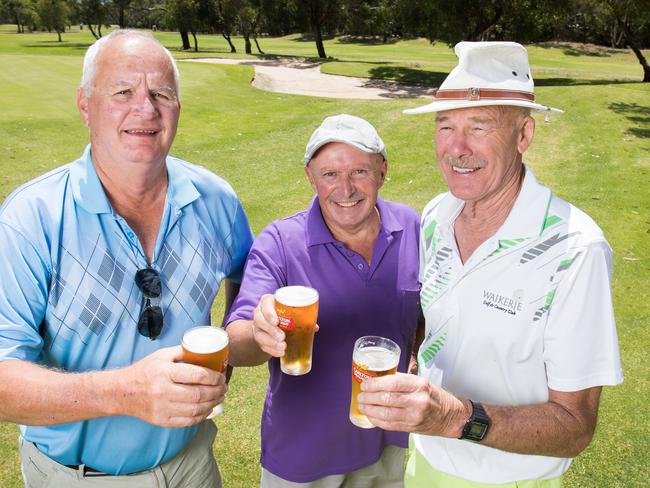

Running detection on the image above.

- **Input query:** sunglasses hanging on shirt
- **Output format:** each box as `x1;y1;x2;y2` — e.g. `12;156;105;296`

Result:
134;267;164;340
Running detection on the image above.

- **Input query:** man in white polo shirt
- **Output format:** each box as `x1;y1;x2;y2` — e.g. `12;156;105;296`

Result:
356;41;623;487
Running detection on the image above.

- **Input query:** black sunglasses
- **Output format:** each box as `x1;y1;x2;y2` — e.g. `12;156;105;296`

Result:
135;267;163;340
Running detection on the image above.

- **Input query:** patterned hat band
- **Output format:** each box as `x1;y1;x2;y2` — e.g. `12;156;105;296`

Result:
435;88;535;102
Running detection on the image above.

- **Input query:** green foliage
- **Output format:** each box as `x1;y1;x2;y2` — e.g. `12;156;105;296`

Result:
0;0;37;32
75;0;110;39
35;0;68;40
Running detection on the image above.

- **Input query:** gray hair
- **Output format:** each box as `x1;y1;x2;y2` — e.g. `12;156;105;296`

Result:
81;29;180;98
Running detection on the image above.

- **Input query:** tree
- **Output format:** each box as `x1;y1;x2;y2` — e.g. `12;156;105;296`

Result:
395;0;568;44
604;0;650;82
111;0;133;28
341;0;396;40
299;0;339;58
238;0;264;54
0;0;36;32
36;0;69;41
165;0;202;51
216;0;238;52
76;0;110;39
259;0;300;36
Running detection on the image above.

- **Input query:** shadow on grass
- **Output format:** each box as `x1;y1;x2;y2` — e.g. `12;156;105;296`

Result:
535;78;642;86
291;34;336;43
608;102;650;140
364;66;641;89
23;42;91;50
368;66;447;87
537;42;624;57
336;36;398;45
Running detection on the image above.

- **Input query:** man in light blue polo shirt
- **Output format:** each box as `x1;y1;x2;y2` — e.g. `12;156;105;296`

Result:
0;29;253;486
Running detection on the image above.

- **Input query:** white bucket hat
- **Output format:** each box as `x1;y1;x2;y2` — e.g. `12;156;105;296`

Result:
304;114;387;165
404;41;563;115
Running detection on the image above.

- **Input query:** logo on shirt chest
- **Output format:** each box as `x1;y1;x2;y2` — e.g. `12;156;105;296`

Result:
481;289;524;316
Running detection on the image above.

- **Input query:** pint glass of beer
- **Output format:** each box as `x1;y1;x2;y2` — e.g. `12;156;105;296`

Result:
182;326;229;417
349;335;400;428
274;286;319;376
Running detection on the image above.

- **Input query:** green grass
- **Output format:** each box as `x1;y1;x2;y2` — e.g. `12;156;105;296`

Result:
1;26;649;487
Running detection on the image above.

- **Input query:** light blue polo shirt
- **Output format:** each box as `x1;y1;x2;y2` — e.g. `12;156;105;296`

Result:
0;145;253;474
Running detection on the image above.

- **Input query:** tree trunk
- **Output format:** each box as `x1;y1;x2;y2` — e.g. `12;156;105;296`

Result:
628;42;650;82
244;34;252;54
476;7;502;41
307;0;327;58
618;18;650;82
57;31;62;42
180;30;191;50
119;8;125;28
314;23;326;58
98;24;103;37
222;33;236;53
87;23;100;40
253;35;264;55
191;31;198;52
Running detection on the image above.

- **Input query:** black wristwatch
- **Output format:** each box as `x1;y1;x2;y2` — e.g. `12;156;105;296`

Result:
459;400;490;442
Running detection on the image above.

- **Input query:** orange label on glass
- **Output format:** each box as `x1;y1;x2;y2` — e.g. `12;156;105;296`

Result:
277;315;294;331
352;363;376;383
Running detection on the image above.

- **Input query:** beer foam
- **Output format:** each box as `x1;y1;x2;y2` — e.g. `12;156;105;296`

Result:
274;286;319;307
182;326;228;353
354;346;399;370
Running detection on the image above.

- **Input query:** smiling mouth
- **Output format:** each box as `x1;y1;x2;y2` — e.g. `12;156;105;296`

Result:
336;200;361;208
452;166;480;174
124;129;158;135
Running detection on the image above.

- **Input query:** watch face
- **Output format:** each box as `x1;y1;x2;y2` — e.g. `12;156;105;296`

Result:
468;421;488;438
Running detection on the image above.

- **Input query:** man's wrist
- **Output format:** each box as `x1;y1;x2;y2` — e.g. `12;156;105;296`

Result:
449;398;473;438
93;368;129;417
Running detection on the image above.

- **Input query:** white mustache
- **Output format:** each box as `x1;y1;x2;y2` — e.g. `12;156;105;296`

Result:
444;155;487;169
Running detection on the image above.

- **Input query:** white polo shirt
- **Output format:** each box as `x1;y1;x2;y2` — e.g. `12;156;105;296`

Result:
415;167;623;484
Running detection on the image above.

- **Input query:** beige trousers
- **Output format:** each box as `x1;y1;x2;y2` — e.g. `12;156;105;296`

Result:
19;421;222;488
260;445;405;488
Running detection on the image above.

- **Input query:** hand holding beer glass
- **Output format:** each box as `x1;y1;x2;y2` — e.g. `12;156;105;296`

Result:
350;336;400;428
182;326;229;418
273;286;319;376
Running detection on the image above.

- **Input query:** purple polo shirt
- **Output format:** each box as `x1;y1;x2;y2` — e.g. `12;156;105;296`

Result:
227;196;420;482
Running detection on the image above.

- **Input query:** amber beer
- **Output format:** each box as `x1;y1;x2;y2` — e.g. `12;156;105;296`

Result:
274;286;319;375
182;326;229;417
349;336;400;429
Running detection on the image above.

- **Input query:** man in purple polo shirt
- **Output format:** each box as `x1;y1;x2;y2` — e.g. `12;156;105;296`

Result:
227;114;421;487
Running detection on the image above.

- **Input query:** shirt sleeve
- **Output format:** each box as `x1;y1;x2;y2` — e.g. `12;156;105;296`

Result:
225;224;287;325
0;222;49;362
224;199;254;285
543;239;623;391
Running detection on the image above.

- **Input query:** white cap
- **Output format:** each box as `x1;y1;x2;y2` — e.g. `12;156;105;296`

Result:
404;41;563;115
304;114;387;165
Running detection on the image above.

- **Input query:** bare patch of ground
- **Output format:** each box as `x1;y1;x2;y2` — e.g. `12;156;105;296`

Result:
183;58;436;100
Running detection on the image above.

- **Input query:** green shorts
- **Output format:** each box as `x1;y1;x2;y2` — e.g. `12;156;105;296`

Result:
405;441;562;488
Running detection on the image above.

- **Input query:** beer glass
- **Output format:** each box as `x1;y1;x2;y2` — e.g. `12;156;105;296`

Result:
349;335;400;429
182;326;229;417
274;286;319;375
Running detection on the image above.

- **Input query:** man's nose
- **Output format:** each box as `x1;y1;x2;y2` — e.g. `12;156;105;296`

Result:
447;131;472;158
132;92;158;116
339;174;355;196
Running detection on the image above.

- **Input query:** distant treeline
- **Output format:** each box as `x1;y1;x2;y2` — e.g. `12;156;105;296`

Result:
2;0;649;78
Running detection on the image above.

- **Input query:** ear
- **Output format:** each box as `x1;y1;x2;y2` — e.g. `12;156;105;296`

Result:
376;158;388;189
76;87;90;127
517;115;535;154
304;165;317;193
